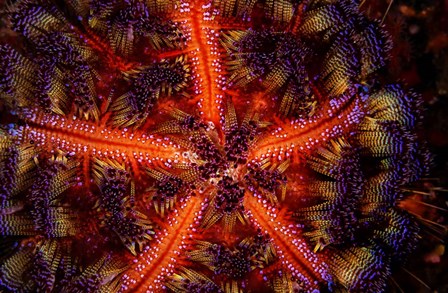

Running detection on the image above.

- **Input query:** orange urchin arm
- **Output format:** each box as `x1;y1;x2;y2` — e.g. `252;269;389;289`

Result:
19;112;181;165
122;195;203;292
244;194;331;291
185;1;224;127
249;95;365;162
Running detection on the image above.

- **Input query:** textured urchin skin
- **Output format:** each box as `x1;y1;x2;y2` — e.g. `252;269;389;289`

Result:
0;0;430;292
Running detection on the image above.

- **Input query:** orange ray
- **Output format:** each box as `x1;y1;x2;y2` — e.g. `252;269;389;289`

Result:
121;195;203;292
19;112;180;165
187;1;223;126
249;95;364;162
245;194;331;291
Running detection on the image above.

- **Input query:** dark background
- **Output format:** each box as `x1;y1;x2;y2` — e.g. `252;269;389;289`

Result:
364;0;448;292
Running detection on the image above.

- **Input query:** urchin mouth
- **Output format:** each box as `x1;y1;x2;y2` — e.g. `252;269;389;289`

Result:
177;112;264;197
